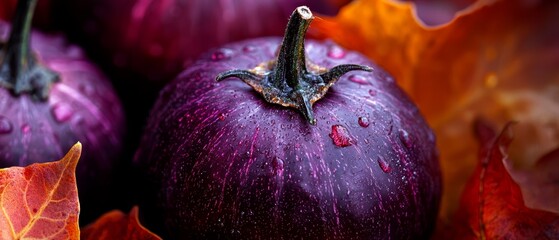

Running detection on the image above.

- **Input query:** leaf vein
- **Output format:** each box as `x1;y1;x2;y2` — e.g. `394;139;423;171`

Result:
16;156;74;238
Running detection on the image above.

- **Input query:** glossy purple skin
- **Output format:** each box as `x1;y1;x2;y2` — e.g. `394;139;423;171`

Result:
136;38;441;239
0;21;125;222
57;0;343;84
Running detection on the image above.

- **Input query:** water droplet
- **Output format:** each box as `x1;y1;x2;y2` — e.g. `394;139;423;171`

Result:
72;115;86;126
51;103;73;123
65;46;84;58
358;117;370;128
242;45;255;52
273;158;284;175
79;83;95;96
329;125;353;147
368;89;377;96
21;124;31;134
377;156;391;173
349;75;369;85
211;48;233;61
218;113;226;121
0;116;13;134
327;45;346;59
399;129;413;148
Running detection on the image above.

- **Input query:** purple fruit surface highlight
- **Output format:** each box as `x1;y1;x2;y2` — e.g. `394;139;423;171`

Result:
0;0;125;224
56;0;347;85
136;6;441;239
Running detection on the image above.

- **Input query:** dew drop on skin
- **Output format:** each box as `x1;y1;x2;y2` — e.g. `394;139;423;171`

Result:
21;124;31;134
377;156;392;173
349;74;370;85
327;45;346;59
211;48;234;61
51;103;74;123
358;117;370;128
0;116;12;134
399;129;413;148
329;125;353;147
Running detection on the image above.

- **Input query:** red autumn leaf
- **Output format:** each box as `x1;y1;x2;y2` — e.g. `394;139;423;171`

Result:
311;0;559;220
0;142;81;239
81;206;162;240
434;121;559;239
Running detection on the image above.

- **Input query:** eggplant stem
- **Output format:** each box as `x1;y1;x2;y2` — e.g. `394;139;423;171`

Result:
0;0;59;101
215;6;371;125
320;64;372;85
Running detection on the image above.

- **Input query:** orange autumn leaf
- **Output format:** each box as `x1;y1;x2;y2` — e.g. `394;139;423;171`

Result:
434;122;559;239
311;0;559;219
0;142;81;239
81;206;161;240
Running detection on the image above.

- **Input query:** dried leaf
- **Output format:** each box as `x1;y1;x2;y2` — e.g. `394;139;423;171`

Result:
312;0;559;219
0;142;81;240
81;206;162;240
434;122;559;239
506;147;559;214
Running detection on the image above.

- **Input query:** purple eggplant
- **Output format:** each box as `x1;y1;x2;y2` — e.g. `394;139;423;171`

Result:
136;6;441;239
0;0;125;223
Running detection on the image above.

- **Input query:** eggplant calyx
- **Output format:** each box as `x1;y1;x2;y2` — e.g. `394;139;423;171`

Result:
0;0;59;101
216;6;371;125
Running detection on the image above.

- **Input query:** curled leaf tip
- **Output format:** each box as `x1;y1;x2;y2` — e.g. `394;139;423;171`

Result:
81;205;162;240
62;142;82;166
